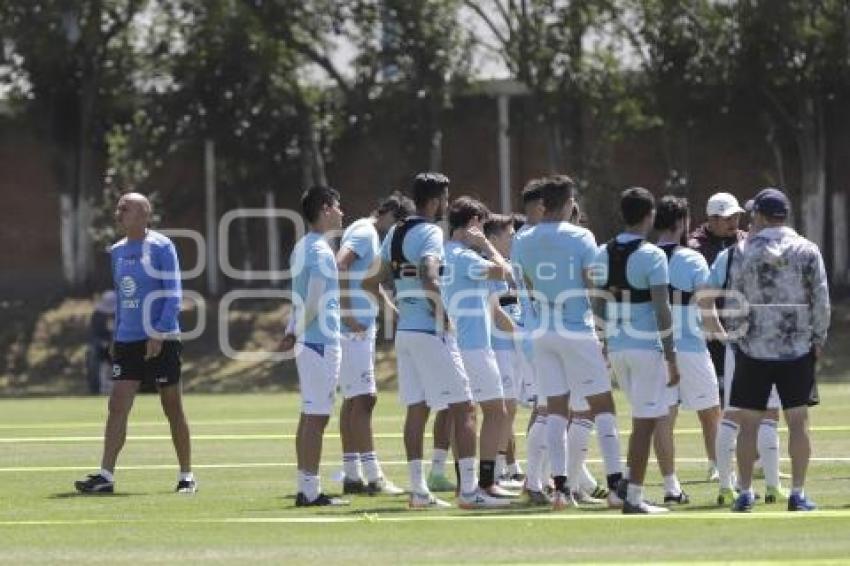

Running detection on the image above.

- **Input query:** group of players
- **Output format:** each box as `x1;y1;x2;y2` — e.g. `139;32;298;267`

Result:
75;173;829;515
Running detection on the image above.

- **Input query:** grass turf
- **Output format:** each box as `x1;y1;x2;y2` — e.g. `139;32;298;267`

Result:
1;386;850;564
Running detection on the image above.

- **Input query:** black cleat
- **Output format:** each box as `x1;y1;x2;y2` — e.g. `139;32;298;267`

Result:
295;492;350;507
343;478;367;494
74;474;114;494
176;479;197;494
664;491;690;505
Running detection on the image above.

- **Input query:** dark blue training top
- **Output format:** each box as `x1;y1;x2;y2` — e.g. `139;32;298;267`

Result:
111;230;182;342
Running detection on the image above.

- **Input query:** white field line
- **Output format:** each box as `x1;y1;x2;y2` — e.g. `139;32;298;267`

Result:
2;425;850;443
3;509;850;527
1;457;849;474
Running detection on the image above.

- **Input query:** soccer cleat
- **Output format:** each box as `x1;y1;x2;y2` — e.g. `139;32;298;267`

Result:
342;478;367;494
588;485;610;500
427;472;456;493
457;488;513;509
551;489;577;511
663;491;690;505
615;477;628;502
707;465;720;482
365;477;405;496
175;479;197;494
764;485;789;504
787;493;817;512
732;491;755;512
717;487;736;506
572;489;605;505
526;490;552;506
607;490;624;509
295;492;350;507
74;473;114;494
484;484;521;499
496;474;525;490
622;500;669;514
408;491;451;509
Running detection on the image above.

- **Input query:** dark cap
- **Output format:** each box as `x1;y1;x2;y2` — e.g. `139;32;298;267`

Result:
745;187;790;218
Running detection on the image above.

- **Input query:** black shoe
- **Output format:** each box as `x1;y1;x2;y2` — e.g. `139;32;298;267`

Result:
615;477;628;501
176;479;197;494
664;491;690;504
74;473;114;494
343;478;367;494
295;492;350;507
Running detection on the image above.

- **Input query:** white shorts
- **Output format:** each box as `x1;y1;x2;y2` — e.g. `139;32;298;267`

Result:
516;349;540;408
295;343;341;416
609;349;670;419
533;331;612;400
462;349;505;403
396;331;472;410
494;349;519;400
666;350;722;411
724;344;781;411
339;334;377;399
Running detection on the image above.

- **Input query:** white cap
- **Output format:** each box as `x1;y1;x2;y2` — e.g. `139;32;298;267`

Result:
706;192;745;217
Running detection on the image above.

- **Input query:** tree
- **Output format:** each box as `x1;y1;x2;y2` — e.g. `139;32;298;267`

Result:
0;0;149;290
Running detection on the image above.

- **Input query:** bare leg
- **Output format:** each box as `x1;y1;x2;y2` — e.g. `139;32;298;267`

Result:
159;383;191;473
100;380;140;473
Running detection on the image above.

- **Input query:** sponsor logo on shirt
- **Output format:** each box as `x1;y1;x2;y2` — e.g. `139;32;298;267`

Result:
120;276;140;309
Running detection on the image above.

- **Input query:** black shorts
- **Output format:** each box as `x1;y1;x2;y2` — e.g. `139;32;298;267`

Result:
707;340;726;383
729;349;817;411
112;340;182;387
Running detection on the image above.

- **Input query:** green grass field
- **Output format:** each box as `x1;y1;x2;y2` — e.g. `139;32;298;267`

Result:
2;386;850;564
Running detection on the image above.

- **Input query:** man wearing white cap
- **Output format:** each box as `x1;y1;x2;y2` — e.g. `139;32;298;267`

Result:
688;192;746;404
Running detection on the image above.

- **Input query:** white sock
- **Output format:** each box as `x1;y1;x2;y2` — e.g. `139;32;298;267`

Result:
623;465;630;481
546;413;569;478
508;461;523;476
179;471;194;483
495;454;507;478
431;448;448;476
758;419;780;488
409;460;428;494
567;418;593;491
459;457;478;494
296;469;304;494
303;473;320;501
525;417;547;491
595;412;623;476
360;452;382;483
791;487;804;497
626;482;643;506
343;452;361;481
663;473;682;495
580;463;598;491
99;469;114;482
716;418;739;490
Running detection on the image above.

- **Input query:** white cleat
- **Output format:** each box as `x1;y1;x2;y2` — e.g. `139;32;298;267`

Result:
408;491;451;509
572;489;605;505
707;465;720;482
485;484;521;499
551;489;577;511
457;488;513;509
607;490;624;509
622;500;670;514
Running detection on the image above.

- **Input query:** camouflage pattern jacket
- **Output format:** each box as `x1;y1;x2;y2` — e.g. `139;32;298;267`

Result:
725;226;830;360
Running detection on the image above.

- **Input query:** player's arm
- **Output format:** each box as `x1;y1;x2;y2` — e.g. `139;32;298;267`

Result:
650;285;679;386
490;295;516;335
584;267;608;345
808;249;831;359
465;227;512;281
362;257;393;307
336;246;367;332
281;271;327;352
147;242;182;359
696;284;727;342
420;255;450;331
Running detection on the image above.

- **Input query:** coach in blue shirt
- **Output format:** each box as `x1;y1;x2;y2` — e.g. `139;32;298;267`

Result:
75;192;194;495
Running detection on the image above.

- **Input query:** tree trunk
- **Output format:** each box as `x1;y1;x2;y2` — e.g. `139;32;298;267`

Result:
60;193;77;286
832;191;849;285
298;109;327;188
796;98;827;250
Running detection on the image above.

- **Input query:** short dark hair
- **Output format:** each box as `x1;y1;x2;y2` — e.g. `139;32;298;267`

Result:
521;179;544;204
412;172;450;208
540;175;577;213
376;191;415;221
483;213;514;238
620;187;655;226
448;196;489;235
301;185;341;224
512;213;527;232
654;195;689;231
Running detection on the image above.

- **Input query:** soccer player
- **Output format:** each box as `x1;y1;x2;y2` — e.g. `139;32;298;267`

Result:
483;214;524;488
592;187;680;514
720;189;829;512
363;172;500;509
282;185;348;507
75;192;194;494
337;192;413;496
652;196;725;504
513;175;625;511
442;197;516;502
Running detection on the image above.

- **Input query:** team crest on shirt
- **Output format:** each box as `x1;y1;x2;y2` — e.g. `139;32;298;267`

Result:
120;276;137;297
112;364;122;378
